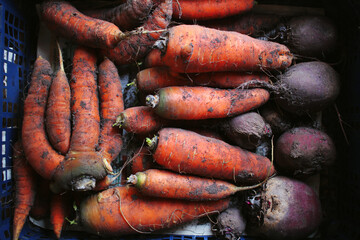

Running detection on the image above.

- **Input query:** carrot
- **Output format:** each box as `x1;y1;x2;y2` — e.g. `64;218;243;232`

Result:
146;128;275;184
97;58;124;166
85;0;154;31
144;24;293;73
173;0;254;20
136;67;271;92
101;0;172;65
51;47;106;193
130;146;155;174
80;186;231;236
146;86;270;120
12;141;37;240
50;193;72;239
40;0;124;49
22;56;64;180
92;173;121;191
128;169;270;201
46;41;71;155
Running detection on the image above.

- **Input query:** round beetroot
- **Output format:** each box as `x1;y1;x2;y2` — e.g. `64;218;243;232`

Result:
275;127;336;177
275;61;340;115
245;176;322;240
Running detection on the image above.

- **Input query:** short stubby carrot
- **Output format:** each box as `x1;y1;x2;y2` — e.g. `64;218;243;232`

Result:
147;128;275;184
97;58;124;165
146;86;270;120
40;1;124;49
22;56;65;180
12;141;37;240
136;67;271;92
128;169;267;201
51;47;106;193
80;186;231;236
144;24;293;73
85;0;154;31
46;53;71;155
102;0;172;65
130;146;155;174
173;0;254;20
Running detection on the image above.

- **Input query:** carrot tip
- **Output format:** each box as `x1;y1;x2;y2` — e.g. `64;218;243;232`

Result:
113;113;125;128
127;174;138;185
145;94;159;108
145;135;158;151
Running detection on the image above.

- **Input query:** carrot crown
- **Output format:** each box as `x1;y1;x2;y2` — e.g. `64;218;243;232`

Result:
145;94;159;108
145;135;158;151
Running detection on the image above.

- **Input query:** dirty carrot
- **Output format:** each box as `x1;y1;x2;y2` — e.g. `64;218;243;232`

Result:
144;24;293;73
173;0;254;20
85;0;154;31
92;173;121;191
46;41;71;155
130;146;155;174
101;0;172;65
22;56;64;179
12;141;37;240
50;193;72;239
146;86;270;120
97;58;124;165
51;47;106;193
40;0;124;49
80;186;230;236
147;128;275;184
128;169;270;201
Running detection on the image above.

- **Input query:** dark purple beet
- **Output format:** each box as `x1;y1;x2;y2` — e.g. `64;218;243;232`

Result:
259;103;293;136
245;176;322;240
275;61;340;115
275;127;336;177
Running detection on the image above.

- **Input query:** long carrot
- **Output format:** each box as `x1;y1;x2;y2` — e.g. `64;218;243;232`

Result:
40;0;124;49
51;47;106;193
101;0;172;65
136;67;271;92
12;141;37;240
80;186;230;236
147;128;275;184
146;86;270;120
144;24;293;73
97;58;124;166
173;0;254;20
22;56;64;180
128;169;269;201
85;0;154;31
46;41;71;155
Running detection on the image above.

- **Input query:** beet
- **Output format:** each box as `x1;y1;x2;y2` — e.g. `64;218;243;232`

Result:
213;207;247;240
275;127;336;177
221;112;272;150
275;61;340;115
259;103;293;136
245;176;322;240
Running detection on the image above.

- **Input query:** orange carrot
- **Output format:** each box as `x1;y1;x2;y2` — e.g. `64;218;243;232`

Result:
146;86;270;120
12;141;37;240
136;67;271;92
92;174;121;191
85;0;154;31
97;58;124;166
101;0;172;65
51;47;106;193
130;146;155;174
80;186;230;236
46;42;71;155
40;0;124;49
22;56;64;180
50;193;72;239
173;0;254;20
144;24;293;73
128;169;268;200
147;128;275;184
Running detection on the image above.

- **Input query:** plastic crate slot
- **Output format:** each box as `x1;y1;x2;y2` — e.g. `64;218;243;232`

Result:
2;131;5;142
7;102;11;112
2;118;5;128
13;102;17;113
3;230;9;239
2;143;5;155
2;157;6;168
2;102;5;112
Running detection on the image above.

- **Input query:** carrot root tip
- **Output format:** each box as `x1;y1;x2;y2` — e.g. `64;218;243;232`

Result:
145;94;159;108
127;174;138;185
113;114;125;128
102;159;114;174
146;135;158;151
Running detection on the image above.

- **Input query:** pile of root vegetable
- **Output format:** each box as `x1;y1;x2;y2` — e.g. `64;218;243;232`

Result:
13;0;341;240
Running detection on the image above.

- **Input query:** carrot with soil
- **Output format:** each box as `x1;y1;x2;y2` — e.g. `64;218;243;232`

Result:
127;169;272;201
80;186;231;236
145;24;293;73
173;0;254;20
50;193;72;239
46;41;71;155
40;0;125;49
97;58;124;165
130;146;155;174
101;0;173;65
146;86;270;120
22;56;64;180
12;141;37;240
147;128;275;184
